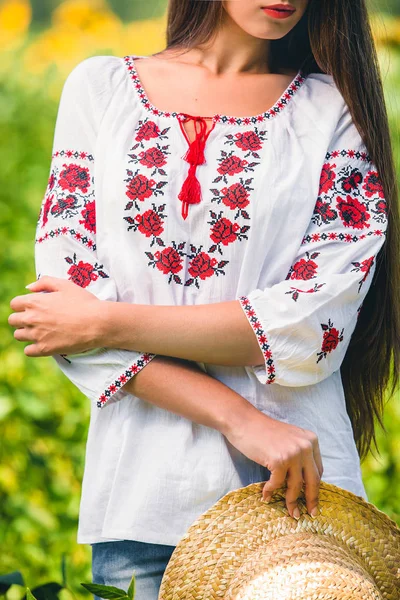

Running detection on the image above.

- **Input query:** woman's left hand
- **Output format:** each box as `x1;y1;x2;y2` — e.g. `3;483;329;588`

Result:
8;276;104;357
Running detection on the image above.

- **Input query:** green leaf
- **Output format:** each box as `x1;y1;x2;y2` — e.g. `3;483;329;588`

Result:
27;583;63;600
0;572;25;595
26;589;37;600
60;554;67;589
80;583;128;599
127;573;136;600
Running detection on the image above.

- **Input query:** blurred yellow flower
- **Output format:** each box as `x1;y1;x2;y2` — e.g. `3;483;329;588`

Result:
0;0;31;50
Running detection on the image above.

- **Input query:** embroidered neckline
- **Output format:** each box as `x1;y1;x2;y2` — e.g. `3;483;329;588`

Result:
124;54;306;126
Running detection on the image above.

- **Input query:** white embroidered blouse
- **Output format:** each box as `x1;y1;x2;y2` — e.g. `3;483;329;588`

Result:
34;54;388;546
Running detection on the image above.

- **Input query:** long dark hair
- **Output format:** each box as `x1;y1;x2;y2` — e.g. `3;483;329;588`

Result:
163;0;400;462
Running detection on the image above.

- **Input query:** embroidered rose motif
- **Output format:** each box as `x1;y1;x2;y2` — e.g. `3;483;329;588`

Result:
317;319;344;363
234;131;262;153
188;251;217;280
136;208;164;238
319;163;336;194
213;150;250;183
210;217;240;246
287;252;320;280
126;173;157;203
124;203;166;246
155;247;183;275
339;168;362;193
363;171;384;198
139;147;168;172
79;201;96;233
221;182;251;210
58;163;91;194
336;195;370;229
50;194;81;218
135;121;161;143
64;253;109;288
146;242;186;285
184;245;229;288
311;199;337;226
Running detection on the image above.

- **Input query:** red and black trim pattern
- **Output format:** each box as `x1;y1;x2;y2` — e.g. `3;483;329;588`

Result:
35;227;96;251
97;353;156;408
238;296;275;384
124;54;306;126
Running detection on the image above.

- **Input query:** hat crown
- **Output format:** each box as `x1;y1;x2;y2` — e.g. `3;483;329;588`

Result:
226;532;382;599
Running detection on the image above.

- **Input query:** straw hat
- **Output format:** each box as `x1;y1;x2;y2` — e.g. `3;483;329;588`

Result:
158;480;400;599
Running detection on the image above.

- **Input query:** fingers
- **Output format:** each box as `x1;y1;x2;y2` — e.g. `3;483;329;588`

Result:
9;294;30;312
262;465;287;501
284;463;304;518
26;275;72;292
302;456;321;517
13;327;35;342
312;437;324;478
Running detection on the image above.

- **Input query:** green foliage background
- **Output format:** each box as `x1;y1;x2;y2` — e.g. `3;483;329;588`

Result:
0;1;399;597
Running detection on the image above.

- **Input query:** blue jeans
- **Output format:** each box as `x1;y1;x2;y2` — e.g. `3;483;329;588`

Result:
91;540;176;600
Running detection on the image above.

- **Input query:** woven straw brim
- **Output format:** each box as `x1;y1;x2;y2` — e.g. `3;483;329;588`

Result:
158;480;400;599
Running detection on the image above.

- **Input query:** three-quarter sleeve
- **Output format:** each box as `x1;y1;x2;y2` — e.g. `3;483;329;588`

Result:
34;58;156;409
237;110;388;387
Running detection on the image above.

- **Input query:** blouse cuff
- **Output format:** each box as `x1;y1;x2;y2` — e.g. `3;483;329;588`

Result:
238;295;276;385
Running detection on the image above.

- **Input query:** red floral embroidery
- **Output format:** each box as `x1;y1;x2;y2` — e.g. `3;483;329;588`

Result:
287;251;320;280
207;210;249;255
146;242;186;285
124;203;166;246
64;253;109;288
285;283;326;302
319;163;336;194
316;319;344;363
50;194;81;219
135;120;162;143
79;201;96;233
336;195;370;229
182;244;227;288
311;199;337;226
339;168;362;193
363;171;385;198
126;145;170;177
214;152;256;184
37;151;96;251
351;255;375;292
41;193;54;227
58;163;91;194
221;128;268;158
125;172;158;205
238;296;275;384
210;179;252;220
311;157;387;233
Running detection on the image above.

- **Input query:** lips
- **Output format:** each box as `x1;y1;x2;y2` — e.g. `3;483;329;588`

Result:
261;4;296;19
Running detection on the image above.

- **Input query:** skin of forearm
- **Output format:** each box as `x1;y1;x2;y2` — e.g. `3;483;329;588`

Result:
122;355;262;435
99;299;264;367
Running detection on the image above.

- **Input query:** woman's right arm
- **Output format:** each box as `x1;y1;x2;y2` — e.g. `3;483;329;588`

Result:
124;355;322;519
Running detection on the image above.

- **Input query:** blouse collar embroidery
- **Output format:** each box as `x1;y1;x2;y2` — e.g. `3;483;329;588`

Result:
124;54;306;126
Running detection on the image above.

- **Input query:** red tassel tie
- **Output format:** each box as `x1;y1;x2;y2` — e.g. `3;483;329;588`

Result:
178;114;215;220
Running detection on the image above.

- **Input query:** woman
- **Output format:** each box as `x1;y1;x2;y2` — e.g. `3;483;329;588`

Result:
8;0;400;598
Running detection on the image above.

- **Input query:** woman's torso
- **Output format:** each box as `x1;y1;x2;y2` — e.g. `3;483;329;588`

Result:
76;54;368;546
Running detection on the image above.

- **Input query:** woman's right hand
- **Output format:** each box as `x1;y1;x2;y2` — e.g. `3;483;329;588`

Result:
222;409;323;520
